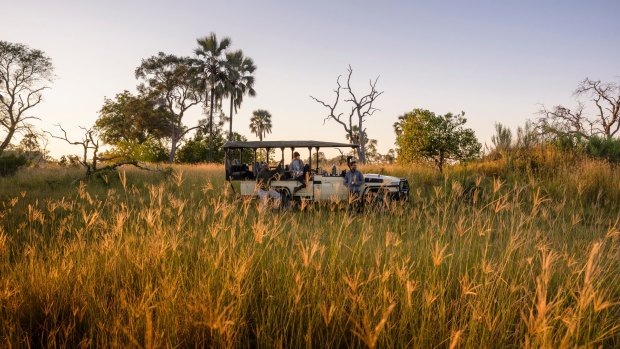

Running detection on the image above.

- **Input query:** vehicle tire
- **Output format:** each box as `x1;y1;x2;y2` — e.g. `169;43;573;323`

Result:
277;188;292;210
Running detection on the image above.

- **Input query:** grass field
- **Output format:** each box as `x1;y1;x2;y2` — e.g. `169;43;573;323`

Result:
0;161;619;348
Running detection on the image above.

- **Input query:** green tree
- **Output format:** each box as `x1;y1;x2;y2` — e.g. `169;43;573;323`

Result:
249;109;272;162
195;33;231;162
225;50;256;140
585;136;620;163
135;53;203;163
96;90;173;161
0;41;54;156
177;129;247;164
249;109;272;142
395;109;481;173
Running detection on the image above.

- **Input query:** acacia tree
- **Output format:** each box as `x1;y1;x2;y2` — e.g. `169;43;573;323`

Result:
395;109;481;173
135;53;203;163
311;65;383;163
0;41;54;156
225;50;256;140
195;33;231;162
539;78;620;139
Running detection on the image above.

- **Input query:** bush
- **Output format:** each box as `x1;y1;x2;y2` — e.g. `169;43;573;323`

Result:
0;154;27;177
102;139;169;163
585;136;620;163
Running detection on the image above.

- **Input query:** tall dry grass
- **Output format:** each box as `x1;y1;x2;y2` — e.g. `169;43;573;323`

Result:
0;161;618;347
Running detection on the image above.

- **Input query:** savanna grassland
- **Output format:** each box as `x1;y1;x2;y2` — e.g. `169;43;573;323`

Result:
0;159;619;348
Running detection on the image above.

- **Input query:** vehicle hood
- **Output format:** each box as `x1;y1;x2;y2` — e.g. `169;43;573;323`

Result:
364;173;404;185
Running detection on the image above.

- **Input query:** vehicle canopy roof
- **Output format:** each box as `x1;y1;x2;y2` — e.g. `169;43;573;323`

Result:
223;140;359;149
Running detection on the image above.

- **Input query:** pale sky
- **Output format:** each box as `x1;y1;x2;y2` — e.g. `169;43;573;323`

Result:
2;0;618;158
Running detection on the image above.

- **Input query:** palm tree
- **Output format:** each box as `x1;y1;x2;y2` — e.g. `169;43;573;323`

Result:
249;109;272;141
249;109;272;161
225;50;256;140
194;33;231;162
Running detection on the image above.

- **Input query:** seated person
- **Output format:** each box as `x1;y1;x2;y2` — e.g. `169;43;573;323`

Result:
291;152;310;191
290;152;304;178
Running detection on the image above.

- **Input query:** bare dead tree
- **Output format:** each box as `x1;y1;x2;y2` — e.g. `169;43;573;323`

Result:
47;125;103;175
47;124;156;179
539;78;620;140
575;78;620;138
311;65;383;163
538;103;593;139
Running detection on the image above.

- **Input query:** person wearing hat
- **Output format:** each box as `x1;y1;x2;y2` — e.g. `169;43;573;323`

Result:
345;159;364;212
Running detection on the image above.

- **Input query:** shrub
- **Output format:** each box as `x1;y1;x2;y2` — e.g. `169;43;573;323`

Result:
585;136;620;163
0;154;27;176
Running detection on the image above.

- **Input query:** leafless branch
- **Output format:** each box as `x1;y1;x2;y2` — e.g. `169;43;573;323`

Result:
310;75;348;129
310;65;384;163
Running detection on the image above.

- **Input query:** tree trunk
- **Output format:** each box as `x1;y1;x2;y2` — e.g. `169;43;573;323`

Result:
229;92;234;141
208;86;215;163
0;126;17;157
358;117;366;164
169;136;178;163
168;119;177;163
438;152;444;173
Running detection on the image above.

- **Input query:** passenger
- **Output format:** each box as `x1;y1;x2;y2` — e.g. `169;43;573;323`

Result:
291;152;308;193
290;152;304;178
256;164;281;209
344;159;364;212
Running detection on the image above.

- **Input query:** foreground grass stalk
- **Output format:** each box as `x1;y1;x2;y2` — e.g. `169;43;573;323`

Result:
0;163;618;347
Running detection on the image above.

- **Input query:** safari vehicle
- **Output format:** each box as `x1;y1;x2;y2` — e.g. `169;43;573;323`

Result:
223;140;409;205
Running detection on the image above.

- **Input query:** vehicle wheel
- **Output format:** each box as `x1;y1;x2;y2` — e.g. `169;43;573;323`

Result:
278;188;292;210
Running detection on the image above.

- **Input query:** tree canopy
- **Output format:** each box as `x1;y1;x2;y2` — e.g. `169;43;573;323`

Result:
135;53;203;162
0;41;54;156
395;109;481;172
224;50;256;141
195;33;232;162
96;91;173;144
249;109;272;142
95;91;173;162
